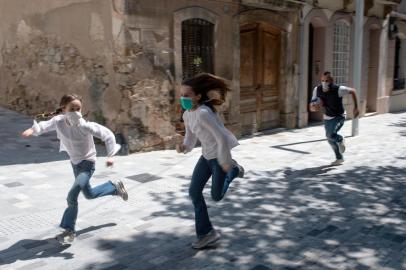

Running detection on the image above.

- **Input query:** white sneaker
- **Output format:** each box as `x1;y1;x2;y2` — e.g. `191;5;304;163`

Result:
113;180;128;201
338;139;346;154
191;230;220;249
331;159;344;166
55;230;75;244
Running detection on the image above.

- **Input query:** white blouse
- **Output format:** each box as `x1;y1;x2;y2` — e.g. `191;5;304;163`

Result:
32;115;121;165
182;105;239;166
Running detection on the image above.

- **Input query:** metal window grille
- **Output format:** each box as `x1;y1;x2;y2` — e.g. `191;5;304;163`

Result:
332;21;350;85
181;19;214;80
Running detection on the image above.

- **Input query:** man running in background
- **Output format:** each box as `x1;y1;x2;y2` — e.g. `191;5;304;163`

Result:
309;71;359;166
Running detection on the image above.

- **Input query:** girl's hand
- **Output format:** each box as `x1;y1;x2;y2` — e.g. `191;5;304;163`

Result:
21;128;34;138
176;144;186;153
106;157;114;167
221;164;232;173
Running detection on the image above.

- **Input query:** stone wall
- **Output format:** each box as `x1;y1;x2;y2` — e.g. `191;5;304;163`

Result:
0;0;184;152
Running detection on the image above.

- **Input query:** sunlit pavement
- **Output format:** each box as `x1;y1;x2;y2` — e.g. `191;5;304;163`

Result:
0;107;405;270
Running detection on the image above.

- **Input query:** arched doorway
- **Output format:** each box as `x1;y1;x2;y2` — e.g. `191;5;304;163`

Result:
239;22;281;135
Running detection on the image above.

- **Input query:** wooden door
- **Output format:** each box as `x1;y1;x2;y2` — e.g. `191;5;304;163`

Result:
240;23;280;135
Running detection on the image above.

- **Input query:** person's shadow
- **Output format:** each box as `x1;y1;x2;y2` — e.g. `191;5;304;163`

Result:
0;223;116;265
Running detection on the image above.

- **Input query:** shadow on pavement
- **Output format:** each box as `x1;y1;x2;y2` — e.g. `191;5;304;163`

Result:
85;164;405;270
390;115;406;137
0;223;117;265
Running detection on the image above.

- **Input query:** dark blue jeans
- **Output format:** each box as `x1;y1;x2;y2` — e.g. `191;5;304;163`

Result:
324;116;345;160
60;160;117;232
189;156;239;237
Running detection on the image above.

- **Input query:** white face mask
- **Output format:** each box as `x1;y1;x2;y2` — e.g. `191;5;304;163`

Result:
66;111;82;126
322;82;329;90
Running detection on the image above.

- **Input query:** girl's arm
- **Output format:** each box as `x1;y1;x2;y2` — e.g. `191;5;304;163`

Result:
83;122;121;158
22;118;57;137
181;123;198;153
199;110;232;170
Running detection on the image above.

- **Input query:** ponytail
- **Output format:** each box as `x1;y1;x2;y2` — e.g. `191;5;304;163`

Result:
35;107;63;120
182;73;230;113
35;94;83;120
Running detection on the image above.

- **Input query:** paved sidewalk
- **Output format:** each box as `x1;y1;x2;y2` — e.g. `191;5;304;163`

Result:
0;107;405;270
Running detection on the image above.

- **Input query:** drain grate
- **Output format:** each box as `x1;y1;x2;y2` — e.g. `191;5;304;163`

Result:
126;173;162;183
4;182;24;188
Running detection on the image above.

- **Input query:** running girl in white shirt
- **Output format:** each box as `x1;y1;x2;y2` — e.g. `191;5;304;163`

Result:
176;74;244;249
21;94;128;244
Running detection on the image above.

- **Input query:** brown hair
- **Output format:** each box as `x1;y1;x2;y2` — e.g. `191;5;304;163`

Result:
182;73;230;112
35;94;82;119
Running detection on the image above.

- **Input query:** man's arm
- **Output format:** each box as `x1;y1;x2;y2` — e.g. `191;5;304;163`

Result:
339;86;359;118
309;87;322;112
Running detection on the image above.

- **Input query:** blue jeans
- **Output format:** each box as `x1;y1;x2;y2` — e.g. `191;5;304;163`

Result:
324;116;345;160
60;160;117;232
189;156;239;237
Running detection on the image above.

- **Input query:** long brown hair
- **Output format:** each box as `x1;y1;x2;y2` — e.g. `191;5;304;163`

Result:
182;73;230;113
35;94;82;119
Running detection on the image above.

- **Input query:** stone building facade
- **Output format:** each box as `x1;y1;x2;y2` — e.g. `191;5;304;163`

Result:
0;0;405;152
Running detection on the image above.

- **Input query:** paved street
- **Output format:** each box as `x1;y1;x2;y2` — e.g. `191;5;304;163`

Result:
0;107;405;270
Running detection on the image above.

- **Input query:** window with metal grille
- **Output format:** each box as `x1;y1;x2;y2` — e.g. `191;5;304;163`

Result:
181;19;214;80
332;21;350;85
394;37;405;90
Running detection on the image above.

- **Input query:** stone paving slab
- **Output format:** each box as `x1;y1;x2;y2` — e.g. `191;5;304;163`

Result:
0;107;405;270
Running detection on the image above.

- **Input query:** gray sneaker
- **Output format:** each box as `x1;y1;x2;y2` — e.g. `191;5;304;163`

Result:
331;159;344;166
55;230;75;244
113;180;128;201
237;164;245;178
192;230;220;249
338;139;346;154
232;159;245;178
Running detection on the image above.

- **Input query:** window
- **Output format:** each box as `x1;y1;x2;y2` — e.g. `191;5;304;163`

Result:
394;37;405;90
181;19;214;80
332;21;350;85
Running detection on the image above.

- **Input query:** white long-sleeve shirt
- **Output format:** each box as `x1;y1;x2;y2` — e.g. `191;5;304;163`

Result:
32;115;121;165
182;105;239;166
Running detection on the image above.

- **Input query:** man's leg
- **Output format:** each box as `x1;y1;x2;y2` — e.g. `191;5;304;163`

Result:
325;117;344;160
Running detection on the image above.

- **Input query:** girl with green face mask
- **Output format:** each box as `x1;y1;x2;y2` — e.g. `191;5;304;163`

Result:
176;73;245;250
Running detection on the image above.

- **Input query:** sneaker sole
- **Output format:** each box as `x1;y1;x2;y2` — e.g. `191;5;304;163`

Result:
117;181;128;201
192;234;220;249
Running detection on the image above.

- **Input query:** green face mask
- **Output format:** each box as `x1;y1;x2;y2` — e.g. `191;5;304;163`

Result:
180;97;193;110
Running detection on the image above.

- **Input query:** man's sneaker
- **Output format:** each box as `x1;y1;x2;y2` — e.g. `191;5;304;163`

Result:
232;159;245;178
338;139;346;154
55;230;75;244
192;230;220;249
113;180;128;201
331;159;344;166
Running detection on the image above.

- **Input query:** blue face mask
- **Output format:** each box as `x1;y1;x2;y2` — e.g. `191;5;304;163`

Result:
180;97;193;110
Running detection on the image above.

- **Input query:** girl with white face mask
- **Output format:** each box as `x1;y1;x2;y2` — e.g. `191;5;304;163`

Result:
21;94;128;244
176;73;245;249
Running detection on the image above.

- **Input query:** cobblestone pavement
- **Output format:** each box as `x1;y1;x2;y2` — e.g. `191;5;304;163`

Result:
0;107;405;270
